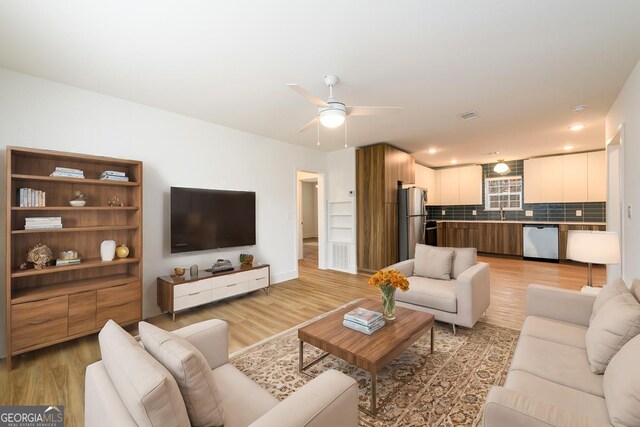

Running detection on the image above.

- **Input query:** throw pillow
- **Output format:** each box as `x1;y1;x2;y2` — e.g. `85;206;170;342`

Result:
450;247;477;279
603;333;640;427
139;322;225;427
585;292;640;374
590;278;629;324
414;244;454;280
98;320;191;427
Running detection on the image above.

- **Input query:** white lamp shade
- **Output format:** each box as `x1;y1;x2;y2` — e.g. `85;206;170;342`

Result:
566;230;621;264
319;109;345;128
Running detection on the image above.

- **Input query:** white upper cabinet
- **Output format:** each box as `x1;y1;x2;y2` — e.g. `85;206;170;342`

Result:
540;156;564;202
523;151;605;203
415;164;439;205
439;168;460;205
458;165;483;205
524;158;542;203
587;151;606;202
562;153;588;202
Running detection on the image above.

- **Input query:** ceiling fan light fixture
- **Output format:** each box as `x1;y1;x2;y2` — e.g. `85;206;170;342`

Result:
319;109;346;128
494;160;510;174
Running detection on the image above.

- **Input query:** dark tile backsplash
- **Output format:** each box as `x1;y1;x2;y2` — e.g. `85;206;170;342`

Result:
426;160;606;223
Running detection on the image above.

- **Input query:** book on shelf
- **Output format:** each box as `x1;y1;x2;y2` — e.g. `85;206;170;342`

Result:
101;170;126;177
18;188;46;207
343;318;385;335
343;307;384;327
25;217;62;229
50;171;85;178
54;167;84;174
99;174;129;182
55;258;81;266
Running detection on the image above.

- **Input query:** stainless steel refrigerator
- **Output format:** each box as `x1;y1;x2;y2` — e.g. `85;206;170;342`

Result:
399;187;428;261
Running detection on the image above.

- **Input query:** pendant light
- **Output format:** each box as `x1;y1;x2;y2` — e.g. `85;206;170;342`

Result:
494;160;510;174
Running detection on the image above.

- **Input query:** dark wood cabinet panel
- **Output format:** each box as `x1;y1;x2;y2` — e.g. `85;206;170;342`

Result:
442;222;479;248
357;144;415;271
477;223;523;256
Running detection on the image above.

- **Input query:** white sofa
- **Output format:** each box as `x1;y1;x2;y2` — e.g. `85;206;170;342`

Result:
388;244;490;332
483;280;640;427
85;319;358;427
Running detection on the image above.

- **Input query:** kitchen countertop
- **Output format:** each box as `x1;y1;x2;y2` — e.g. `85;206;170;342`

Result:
436;220;606;226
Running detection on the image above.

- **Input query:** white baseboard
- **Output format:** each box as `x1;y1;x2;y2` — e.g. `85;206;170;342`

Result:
271;270;298;284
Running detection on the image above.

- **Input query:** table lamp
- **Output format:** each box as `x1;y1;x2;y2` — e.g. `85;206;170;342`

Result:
566;230;620;290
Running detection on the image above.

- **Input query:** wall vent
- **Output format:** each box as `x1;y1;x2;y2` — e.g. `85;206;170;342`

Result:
457;111;478;120
332;243;350;271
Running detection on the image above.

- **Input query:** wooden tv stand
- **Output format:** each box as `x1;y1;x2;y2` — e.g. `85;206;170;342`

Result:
157;263;270;321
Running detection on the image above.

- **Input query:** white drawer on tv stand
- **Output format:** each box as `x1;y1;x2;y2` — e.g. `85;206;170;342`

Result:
158;265;270;321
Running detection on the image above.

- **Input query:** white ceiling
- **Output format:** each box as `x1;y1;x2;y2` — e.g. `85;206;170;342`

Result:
1;1;639;167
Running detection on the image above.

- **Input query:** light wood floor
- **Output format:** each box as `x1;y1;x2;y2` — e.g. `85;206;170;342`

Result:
0;242;605;426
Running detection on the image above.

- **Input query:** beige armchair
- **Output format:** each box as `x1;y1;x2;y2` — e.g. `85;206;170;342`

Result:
85;319;359;427
388;244;490;333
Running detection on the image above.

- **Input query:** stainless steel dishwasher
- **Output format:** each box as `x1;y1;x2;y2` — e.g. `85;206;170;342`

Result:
523;224;559;262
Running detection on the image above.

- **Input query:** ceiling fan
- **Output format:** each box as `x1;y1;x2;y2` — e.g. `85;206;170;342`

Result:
286;75;402;132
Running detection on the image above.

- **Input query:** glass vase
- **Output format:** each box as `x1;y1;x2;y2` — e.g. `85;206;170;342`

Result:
381;284;397;321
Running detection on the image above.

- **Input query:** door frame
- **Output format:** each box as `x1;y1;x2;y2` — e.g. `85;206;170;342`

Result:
606;123;625;282
293;169;326;275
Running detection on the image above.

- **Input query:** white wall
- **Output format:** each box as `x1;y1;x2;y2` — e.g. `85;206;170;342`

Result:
606;59;640;284
0;68;329;357
301;182;318;238
326;148;357;273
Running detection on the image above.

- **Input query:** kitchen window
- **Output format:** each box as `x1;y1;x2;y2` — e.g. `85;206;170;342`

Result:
485;176;523;211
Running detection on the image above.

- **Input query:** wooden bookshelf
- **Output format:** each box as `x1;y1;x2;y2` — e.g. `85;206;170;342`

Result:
5;147;143;369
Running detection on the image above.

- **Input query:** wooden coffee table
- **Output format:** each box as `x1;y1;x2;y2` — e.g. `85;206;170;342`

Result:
298;299;435;415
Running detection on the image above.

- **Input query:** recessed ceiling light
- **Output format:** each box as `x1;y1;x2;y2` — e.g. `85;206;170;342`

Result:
428;148;437;154
571;104;587;113
564;145;574;151
569;124;585;132
451;160;458;165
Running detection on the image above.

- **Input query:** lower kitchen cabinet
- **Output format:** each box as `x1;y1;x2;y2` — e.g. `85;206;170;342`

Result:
438;222;523;256
444;222;479;248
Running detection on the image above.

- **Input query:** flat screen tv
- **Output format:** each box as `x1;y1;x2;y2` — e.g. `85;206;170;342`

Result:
171;187;256;253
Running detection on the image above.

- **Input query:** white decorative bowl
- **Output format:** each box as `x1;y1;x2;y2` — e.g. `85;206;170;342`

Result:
69;200;86;207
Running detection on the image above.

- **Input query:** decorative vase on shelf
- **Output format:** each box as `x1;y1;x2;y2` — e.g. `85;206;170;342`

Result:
368;269;410;322
100;240;116;261
380;284;397;321
115;243;129;259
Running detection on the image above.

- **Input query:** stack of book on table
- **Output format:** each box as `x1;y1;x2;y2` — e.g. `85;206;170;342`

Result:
18;188;46;207
25;217;62;230
50;167;84;179
100;170;129;182
343;307;385;335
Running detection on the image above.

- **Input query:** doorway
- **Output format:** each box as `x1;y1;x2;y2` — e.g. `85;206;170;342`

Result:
295;170;325;271
606;125;624;282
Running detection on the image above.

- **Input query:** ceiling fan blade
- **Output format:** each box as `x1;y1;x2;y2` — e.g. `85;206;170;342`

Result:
286;84;329;107
346;106;402;116
298;117;319;133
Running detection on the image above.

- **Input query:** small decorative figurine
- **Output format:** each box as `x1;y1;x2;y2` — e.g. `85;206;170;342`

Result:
174;267;186;278
107;196;124;207
115;243;129;258
240;253;254;266
27;243;54;269
59;250;78;260
69;191;86;207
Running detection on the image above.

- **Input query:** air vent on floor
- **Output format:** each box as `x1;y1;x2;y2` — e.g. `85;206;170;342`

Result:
332;243;350;271
457;111;478;120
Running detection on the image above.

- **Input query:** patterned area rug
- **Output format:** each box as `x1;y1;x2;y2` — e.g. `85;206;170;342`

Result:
231;307;520;427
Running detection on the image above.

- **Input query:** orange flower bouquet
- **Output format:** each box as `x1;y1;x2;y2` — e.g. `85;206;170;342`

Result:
368;269;409;320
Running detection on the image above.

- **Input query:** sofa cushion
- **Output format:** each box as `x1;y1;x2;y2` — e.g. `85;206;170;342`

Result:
509;335;603;397
590;277;628;324
585;292;640;374
210;364;279;427
139;322;224;427
413;244;454;280
396;275;457;313
504;370;610;424
98;320;191;427
449;247;477;279
521;316;587;349
603;333;640;427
